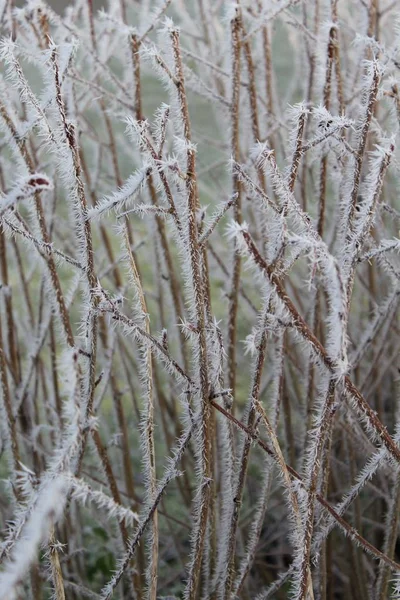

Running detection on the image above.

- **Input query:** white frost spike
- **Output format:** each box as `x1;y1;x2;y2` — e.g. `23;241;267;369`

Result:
173;135;197;157
224;2;241;23
0;173;52;217
242;328;258;356
69;476;139;526
160;16;177;33
0;477;67;600
87;166;151;220
312;105;352;131
250;141;273;170
225;220;249;255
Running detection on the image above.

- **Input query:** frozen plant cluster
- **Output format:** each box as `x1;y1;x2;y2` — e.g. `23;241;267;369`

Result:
0;1;399;599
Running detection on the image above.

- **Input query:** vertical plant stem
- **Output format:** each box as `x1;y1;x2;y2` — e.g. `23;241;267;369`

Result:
227;6;243;404
124;226;158;599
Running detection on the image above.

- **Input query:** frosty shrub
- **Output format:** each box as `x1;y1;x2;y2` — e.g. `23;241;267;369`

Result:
0;1;399;599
